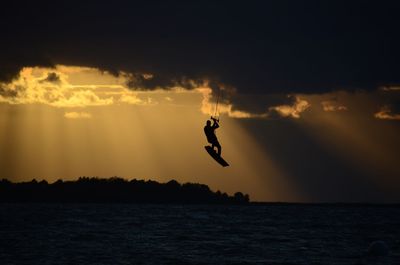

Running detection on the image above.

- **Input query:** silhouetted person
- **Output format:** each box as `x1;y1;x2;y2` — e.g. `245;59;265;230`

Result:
204;118;222;155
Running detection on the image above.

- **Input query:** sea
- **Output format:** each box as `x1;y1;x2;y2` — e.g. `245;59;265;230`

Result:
0;204;399;265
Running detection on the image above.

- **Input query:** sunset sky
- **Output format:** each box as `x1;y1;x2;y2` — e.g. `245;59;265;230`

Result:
1;1;400;202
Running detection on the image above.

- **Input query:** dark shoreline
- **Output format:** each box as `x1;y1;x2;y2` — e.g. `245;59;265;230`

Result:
1;178;399;206
0;177;249;204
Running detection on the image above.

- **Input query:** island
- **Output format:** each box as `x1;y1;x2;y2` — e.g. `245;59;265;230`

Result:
0;177;250;204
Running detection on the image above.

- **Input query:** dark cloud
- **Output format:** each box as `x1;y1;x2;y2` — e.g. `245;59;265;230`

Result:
391;102;400;114
1;1;400;94
0;85;18;98
125;73;170;91
40;72;61;84
230;94;296;114
0;84;25;99
125;73;213;91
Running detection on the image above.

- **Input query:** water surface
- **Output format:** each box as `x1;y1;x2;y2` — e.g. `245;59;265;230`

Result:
0;204;398;264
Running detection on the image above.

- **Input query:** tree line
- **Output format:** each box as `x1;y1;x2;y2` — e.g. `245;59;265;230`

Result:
0;177;249;204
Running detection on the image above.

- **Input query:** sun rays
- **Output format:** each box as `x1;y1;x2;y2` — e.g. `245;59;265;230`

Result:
0;65;295;201
1;66;400;202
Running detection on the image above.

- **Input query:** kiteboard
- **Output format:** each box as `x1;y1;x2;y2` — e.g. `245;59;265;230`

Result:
204;146;229;167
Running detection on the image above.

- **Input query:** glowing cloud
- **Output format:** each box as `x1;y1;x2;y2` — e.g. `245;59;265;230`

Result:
0;66;163;108
198;87;266;119
0;66;115;107
0;65;310;120
119;93;145;105
198;88;312;120
64;112;92;119
321;100;347;112
374;105;400;120
268;96;311;119
119;93;157;106
379;86;400;91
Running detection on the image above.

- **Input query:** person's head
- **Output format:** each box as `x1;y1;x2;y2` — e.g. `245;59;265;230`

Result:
206;120;211;126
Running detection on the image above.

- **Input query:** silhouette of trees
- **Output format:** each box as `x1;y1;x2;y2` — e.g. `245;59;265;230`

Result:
0;177;250;204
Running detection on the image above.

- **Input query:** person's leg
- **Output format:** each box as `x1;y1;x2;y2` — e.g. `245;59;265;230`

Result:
216;142;221;156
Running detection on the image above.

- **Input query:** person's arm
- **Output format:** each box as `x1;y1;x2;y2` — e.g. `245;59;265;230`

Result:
212;119;219;128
